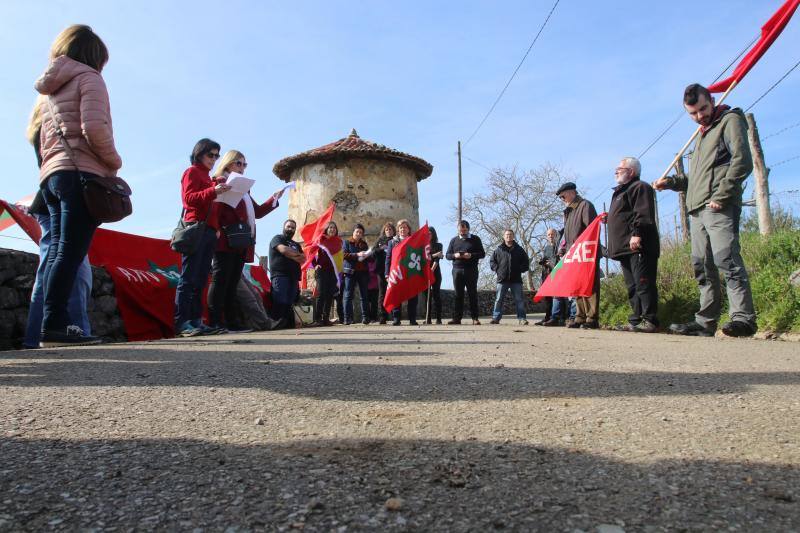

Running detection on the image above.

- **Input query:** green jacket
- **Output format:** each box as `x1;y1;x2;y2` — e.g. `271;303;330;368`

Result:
667;107;753;213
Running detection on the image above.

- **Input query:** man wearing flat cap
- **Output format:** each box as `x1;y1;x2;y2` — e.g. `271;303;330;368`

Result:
556;182;600;328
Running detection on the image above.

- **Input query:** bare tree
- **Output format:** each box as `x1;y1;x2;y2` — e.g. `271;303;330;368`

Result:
452;163;572;289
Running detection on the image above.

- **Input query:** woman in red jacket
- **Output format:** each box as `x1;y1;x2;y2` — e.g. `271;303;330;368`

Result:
174;139;230;337
208;150;284;332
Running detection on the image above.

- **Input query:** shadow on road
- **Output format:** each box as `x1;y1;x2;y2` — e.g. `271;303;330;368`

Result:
1;436;796;531
2;347;799;400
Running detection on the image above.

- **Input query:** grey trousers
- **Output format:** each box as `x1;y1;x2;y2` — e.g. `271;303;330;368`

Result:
690;205;756;328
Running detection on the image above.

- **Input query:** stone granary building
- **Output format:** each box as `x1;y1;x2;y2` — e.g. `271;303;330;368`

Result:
272;129;433;241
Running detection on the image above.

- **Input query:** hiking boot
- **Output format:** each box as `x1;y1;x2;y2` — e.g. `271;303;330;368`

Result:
634;319;658;333
567;321;582;329
542;318;563;327
40;325;102;348
580;320;599;330
669;321;715;337
615;323;637;332
721;320;757;338
447;319;461;325
489;318;501;325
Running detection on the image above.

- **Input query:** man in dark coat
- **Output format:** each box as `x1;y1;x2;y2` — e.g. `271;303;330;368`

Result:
607;157;660;333
489;229;531;325
556;182;599;329
446;220;485;325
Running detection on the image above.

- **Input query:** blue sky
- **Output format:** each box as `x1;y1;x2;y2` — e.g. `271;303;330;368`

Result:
2;0;799;288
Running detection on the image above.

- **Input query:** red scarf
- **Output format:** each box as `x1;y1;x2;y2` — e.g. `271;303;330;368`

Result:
701;104;731;135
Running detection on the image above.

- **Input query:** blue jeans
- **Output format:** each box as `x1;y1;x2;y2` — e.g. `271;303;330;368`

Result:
343;271;369;322
174;226;217;329
40;171;99;332
24;214;93;348
492;281;527;321
270;275;298;325
552;297;576;320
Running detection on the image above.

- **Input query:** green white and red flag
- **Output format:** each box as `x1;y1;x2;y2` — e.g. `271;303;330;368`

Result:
0;197;42;244
534;214;604;302
707;0;800;93
383;223;434;312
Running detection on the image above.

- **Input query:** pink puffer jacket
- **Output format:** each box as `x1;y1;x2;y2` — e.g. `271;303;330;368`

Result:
35;55;122;183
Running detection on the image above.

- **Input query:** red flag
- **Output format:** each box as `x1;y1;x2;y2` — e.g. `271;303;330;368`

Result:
0;199;42;244
707;0;800;93
88;228;184;341
383;224;435;313
534;215;604;302
299;203;336;271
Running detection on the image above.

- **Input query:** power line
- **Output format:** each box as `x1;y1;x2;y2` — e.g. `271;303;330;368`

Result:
463;0;560;146
462;154;493;172
637;33;759;159
771;153;800;168
746;56;800;112
762;120;800;141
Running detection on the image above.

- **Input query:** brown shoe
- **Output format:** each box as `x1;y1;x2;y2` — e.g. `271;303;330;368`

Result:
472;319;481;326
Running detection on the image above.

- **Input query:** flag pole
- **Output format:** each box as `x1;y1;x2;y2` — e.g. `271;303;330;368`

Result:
654;80;739;183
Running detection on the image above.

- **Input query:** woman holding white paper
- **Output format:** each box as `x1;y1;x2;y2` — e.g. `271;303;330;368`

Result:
209;150;284;333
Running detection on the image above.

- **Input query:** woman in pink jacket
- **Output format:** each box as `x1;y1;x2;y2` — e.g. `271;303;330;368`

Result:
35;25;122;347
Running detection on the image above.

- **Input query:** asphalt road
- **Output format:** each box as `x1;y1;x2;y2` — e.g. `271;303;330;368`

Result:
2;319;799;532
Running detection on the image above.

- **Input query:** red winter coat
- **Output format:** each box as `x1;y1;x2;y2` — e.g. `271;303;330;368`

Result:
181;164;218;229
213;190;279;263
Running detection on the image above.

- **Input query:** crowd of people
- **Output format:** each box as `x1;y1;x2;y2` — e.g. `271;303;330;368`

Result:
23;24;759;347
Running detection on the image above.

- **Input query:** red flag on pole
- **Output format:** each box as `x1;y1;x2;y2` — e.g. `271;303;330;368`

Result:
707;0;800;93
299;203;335;271
383;224;435;313
534;214;604;302
0;199;42;244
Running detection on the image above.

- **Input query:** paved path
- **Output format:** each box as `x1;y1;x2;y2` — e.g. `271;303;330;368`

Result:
2;319;799;531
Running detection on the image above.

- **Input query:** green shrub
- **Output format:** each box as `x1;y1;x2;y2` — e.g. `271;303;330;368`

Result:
600;230;800;333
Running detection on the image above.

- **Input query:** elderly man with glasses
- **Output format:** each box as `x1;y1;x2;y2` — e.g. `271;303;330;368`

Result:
607;157;660;333
555;182;599;329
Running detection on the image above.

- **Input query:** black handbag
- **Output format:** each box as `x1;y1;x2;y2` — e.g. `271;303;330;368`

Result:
46;97;132;224
222;222;254;249
170;208;211;255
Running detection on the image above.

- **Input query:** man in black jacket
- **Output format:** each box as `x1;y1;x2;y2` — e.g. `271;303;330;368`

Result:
489;229;530;325
607;157;660;333
446;220;485;325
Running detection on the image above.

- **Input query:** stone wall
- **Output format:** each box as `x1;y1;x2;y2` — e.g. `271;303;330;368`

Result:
287;159;420;243
0;248;126;351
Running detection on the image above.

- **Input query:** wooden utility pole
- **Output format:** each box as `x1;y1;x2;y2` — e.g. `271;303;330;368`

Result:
457;141;463;223
602;202;609;276
745;113;773;235
674;154;690;243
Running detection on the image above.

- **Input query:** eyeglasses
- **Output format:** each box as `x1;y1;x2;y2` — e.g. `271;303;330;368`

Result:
614;167;629;174
558;194;568;200
233;161;248;168
205;152;221;160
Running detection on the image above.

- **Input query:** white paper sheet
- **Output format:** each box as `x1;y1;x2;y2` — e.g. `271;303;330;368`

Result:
214;172;255;208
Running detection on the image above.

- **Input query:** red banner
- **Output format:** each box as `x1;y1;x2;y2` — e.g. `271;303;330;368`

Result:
707;0;800;93
383;224;434;312
534;215;604;302
88;229;270;341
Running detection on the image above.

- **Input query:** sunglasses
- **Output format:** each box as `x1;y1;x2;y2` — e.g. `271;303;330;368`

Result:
233;161;248;168
205;152;221;160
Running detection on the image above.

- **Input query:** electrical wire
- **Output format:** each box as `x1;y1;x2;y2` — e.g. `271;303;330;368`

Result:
762;120;800;141
463;0;560;146
746;56;800;112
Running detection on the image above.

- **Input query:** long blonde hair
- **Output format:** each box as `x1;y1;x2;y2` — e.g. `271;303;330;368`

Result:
26;96;45;145
213;150;245;178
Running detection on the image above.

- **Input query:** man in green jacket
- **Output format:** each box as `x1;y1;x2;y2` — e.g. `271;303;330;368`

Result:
654;83;757;337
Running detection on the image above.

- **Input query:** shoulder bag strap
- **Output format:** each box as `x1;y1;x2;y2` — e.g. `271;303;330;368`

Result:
45;96;84;180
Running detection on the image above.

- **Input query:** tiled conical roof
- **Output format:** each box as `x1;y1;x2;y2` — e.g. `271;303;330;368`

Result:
273;129;433;182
